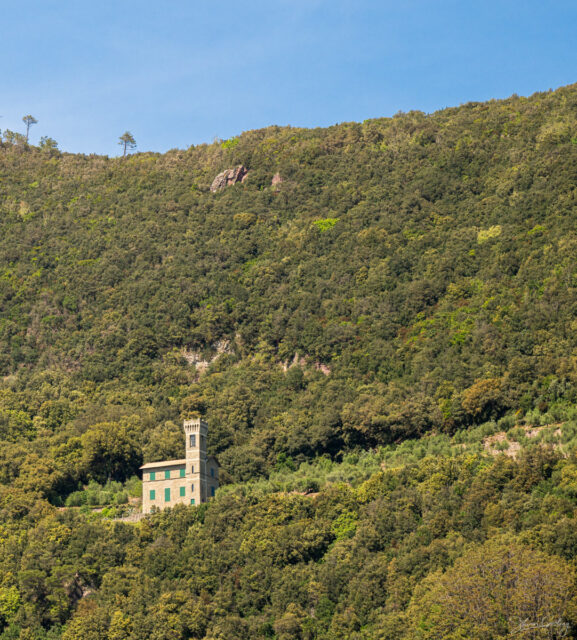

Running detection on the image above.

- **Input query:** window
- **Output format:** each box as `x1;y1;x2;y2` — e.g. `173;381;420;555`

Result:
179;486;185;497
164;488;171;502
164;470;170;479
190;498;195;505
211;486;215;497
150;490;156;500
190;465;194;474
179;468;185;478
191;484;195;492
189;434;196;447
210;467;214;478
149;472;155;481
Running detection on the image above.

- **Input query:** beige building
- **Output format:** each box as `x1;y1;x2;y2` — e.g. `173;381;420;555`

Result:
140;418;219;514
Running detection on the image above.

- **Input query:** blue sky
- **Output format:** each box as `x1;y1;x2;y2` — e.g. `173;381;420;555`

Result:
1;0;576;156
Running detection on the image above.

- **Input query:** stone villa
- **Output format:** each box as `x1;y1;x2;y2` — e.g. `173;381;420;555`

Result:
140;418;219;514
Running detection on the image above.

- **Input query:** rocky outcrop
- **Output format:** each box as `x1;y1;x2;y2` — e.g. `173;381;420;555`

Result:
210;165;248;192
271;172;283;187
181;340;233;375
64;573;95;606
281;353;331;376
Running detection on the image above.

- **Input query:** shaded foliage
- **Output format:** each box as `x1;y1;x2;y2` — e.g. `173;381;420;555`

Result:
0;446;576;638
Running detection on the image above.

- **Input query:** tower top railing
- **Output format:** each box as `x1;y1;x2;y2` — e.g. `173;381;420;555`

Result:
183;417;208;433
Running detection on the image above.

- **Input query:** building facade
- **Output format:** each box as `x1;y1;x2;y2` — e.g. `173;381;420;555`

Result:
140;418;219;514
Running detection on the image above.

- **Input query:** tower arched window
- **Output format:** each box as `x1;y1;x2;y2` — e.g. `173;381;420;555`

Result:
189;434;196;448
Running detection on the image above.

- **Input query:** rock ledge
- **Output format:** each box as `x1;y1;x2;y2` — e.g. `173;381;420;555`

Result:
210;165;248;192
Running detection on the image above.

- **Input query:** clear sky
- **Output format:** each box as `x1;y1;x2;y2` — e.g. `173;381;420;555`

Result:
1;0;576;156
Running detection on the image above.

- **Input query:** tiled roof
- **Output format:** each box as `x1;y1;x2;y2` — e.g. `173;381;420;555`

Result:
140;459;186;470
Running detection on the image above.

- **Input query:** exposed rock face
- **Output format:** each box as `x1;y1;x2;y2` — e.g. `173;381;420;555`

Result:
280;353;331;376
314;362;331;376
271;172;283;187
181;340;233;376
210;165;248;192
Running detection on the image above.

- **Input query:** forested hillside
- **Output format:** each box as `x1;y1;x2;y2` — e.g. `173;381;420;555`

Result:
2;84;577;638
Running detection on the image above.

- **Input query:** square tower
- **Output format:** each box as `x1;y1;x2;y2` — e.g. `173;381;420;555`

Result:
184;417;208;504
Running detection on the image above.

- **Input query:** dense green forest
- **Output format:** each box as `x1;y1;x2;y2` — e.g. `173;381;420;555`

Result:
2;83;577;638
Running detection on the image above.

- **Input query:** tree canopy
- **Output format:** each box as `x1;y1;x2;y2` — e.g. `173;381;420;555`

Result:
118;131;136;156
0;83;577;638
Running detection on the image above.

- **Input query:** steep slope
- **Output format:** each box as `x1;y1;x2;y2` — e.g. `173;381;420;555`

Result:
1;84;577;485
2;84;577;640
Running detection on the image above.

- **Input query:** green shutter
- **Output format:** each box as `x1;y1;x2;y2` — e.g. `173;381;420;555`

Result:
164;470;170;479
179;468;185;478
150;471;155;481
150;490;156;500
190;498;195;505
179;486;185;497
165;488;171;502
